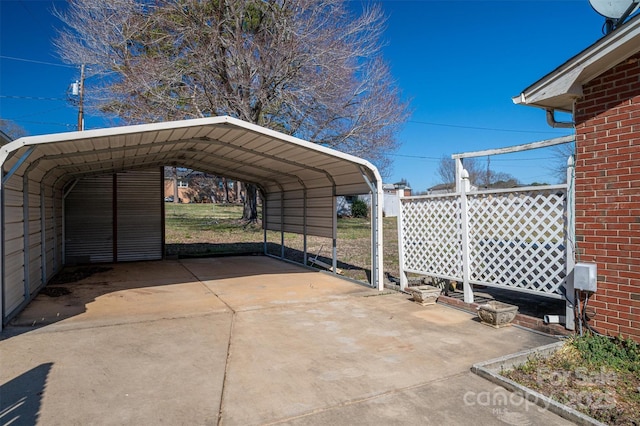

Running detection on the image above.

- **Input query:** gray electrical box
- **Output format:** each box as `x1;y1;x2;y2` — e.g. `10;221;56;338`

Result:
574;263;597;292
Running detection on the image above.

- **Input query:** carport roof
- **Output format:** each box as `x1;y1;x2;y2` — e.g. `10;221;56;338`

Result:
0;116;380;196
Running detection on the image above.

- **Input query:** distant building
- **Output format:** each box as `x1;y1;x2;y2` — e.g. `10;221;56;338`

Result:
164;168;241;203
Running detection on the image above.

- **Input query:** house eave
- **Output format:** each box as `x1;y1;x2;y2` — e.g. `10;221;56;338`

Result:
514;14;640;111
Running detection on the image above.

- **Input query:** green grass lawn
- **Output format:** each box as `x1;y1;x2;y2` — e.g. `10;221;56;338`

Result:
164;203;398;283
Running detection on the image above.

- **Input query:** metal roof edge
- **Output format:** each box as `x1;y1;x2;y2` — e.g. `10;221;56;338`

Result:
220;116;382;183
7;116;230;149
513;13;640;110
2;115;383;187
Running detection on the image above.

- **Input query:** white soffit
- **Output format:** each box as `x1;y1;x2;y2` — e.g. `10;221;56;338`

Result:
1;116;381;196
513;14;640;112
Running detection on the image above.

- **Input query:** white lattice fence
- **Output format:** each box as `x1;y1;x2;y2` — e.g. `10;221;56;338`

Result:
398;185;568;299
467;187;567;298
398;194;462;281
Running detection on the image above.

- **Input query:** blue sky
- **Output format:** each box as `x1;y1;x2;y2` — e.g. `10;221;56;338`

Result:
0;1;610;191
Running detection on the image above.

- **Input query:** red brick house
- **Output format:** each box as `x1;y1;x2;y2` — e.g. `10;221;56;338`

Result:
164;168;242;204
514;16;640;341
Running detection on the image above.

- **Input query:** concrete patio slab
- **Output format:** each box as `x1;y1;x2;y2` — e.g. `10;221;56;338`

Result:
1;314;230;425
1;256;573;425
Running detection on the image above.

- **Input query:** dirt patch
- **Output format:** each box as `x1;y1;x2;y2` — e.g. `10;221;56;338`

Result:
40;286;72;297
503;335;640;425
49;266;113;285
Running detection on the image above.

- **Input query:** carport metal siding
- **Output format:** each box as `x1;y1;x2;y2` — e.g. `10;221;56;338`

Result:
116;170;163;262
65;175;114;264
0;116;384;329
64;169;163;264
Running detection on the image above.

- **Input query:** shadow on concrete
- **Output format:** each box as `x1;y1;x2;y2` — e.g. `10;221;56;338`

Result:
440;287;565;319
165;242;264;258
0;363;53;426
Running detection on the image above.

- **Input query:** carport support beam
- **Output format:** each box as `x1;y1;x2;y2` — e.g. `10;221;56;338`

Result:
40;182;47;286
359;168;384;291
280;192;285;259
303;189;308;266
23;174;30;300
332;191;337;274
263;193;268;255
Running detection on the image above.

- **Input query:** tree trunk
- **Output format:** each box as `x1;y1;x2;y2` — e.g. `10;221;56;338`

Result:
242;183;258;222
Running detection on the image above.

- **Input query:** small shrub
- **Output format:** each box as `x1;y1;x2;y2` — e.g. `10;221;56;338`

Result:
571;333;640;372
351;198;368;218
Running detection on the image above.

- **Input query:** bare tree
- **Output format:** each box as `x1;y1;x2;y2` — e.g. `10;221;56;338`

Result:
436;156;519;189
0;118;28;141
188;173;219;203
550;141;575;183
55;0;410;221
436;156;482;185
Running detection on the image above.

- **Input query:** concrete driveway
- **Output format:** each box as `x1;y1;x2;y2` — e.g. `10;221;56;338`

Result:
1;256;572;425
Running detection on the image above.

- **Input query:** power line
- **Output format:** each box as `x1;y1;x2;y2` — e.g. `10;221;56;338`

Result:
408;119;568;135
11;119;75;129
1;95;68;102
388;153;440;160
0;55;75;69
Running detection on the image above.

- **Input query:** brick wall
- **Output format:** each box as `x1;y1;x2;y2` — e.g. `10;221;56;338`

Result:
574;53;640;341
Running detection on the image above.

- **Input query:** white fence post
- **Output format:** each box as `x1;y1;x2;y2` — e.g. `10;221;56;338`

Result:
565;155;576;330
456;159;474;304
396;188;408;290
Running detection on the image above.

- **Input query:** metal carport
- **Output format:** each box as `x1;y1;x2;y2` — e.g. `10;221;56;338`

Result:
0;116;384;329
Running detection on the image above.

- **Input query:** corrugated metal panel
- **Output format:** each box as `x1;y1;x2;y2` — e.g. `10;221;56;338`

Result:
28;245;41;294
3;176;23;192
65;175;114;263
52;186;64;275
307;187;333;198
4;188;23;206
336;183;371;196
5;236;24;257
117;169;162;261
264;190;335;238
4;218;24;241
4;251;24;315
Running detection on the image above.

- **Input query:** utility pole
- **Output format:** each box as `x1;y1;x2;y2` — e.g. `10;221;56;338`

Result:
77;64;85;131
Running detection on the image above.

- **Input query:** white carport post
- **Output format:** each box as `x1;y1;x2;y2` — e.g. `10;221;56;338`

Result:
332;187;338;273
303;188;308;266
263;191;268;255
280;192;285;259
360;167;384;291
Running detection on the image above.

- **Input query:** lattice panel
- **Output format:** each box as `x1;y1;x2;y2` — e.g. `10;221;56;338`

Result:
467;189;567;295
400;196;462;279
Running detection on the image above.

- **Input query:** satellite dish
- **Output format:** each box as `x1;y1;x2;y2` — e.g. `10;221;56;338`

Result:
589;0;639;19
